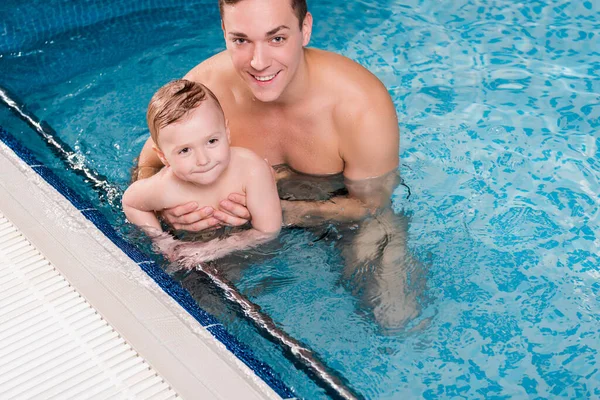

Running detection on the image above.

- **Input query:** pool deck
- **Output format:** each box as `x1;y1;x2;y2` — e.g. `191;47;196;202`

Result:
0;139;285;398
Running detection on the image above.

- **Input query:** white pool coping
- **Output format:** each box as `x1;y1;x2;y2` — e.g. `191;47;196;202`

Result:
0;139;286;399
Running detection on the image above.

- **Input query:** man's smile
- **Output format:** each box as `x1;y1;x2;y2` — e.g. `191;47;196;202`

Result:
250;71;280;83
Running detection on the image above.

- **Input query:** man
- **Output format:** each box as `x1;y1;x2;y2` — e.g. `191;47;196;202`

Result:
135;0;421;330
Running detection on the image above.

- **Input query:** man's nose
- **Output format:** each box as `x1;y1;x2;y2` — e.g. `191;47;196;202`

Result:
250;44;270;71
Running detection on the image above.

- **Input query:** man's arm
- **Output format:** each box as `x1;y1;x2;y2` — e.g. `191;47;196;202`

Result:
281;170;400;227
281;77;400;226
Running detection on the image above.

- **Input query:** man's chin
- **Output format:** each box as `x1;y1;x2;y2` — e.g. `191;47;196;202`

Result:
248;81;284;102
251;89;282;103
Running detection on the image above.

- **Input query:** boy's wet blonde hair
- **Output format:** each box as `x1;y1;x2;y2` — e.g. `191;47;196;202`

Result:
147;79;224;146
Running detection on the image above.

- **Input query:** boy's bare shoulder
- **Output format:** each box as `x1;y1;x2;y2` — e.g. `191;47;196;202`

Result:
230;146;265;164
138;166;179;193
229;147;269;173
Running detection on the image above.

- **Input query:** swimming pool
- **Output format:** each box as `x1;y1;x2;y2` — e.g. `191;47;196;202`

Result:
2;0;599;398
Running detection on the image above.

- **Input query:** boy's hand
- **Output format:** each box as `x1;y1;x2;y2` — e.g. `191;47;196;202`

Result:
162;202;221;231
214;193;252;226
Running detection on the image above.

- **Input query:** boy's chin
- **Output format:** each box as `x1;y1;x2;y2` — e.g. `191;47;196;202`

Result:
185;170;223;186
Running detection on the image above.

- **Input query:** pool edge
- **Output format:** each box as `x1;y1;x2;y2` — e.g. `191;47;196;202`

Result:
0;126;294;399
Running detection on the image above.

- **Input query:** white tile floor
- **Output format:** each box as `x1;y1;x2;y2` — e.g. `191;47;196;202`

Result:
0;141;283;400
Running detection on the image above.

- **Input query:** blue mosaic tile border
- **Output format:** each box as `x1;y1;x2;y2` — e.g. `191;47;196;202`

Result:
0;125;295;399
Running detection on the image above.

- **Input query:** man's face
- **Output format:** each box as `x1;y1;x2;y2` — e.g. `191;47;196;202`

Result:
156;100;231;186
221;0;312;102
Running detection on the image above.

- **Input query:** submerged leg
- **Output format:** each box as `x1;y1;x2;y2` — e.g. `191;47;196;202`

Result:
340;209;425;333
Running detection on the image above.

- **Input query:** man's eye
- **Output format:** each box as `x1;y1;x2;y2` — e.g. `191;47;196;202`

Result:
272;36;285;44
233;38;247;45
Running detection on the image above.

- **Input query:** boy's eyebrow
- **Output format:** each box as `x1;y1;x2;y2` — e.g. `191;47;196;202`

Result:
228;25;290;38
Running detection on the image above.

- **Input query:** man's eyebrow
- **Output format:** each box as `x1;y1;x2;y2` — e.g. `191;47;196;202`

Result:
227;25;290;38
266;25;290;36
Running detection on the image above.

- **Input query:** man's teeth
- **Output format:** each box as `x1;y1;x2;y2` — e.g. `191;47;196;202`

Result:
254;73;276;81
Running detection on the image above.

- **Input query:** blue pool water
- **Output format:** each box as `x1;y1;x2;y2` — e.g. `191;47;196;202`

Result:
2;0;599;398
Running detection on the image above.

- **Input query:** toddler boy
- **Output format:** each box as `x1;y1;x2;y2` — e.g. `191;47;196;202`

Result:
122;79;281;264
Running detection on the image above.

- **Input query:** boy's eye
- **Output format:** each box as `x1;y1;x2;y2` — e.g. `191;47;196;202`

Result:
208;138;219;145
178;147;190;155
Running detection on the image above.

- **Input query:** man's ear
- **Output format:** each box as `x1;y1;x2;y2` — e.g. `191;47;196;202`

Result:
221;19;226;40
153;145;169;167
301;12;313;47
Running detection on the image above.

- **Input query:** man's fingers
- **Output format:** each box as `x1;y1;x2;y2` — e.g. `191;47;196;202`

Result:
165;202;200;218
213;210;249;226
173;217;221;232
221;198;251;219
227;192;247;207
165;206;213;224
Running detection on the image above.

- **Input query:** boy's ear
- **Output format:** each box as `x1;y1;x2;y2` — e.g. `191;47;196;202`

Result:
153;145;169;167
225;119;231;144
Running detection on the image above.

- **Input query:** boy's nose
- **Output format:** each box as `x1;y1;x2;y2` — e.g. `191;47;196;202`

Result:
250;44;270;71
195;151;209;166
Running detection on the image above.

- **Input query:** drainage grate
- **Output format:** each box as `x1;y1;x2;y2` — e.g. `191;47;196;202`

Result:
0;212;180;400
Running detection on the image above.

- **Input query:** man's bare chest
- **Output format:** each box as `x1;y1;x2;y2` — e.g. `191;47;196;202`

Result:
228;113;344;175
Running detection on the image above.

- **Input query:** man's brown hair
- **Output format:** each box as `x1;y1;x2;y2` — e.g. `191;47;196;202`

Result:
147;79;224;146
218;0;308;28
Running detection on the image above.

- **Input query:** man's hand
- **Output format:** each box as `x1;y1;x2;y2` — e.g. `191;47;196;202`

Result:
281;200;320;227
162;202;221;231
213;193;252;227
161;193;252;232
281;195;376;227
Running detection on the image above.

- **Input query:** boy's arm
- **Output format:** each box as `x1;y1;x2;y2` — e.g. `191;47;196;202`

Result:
244;154;283;234
122;177;164;233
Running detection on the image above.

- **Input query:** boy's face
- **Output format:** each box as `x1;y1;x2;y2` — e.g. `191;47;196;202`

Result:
221;0;312;102
155;100;231;186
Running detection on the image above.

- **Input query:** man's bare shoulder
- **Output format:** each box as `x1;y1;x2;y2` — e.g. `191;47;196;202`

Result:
308;49;396;129
183;51;230;82
309;49;388;97
183;51;244;106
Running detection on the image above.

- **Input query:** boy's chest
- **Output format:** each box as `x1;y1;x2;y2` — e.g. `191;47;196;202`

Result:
165;175;244;211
